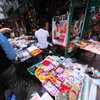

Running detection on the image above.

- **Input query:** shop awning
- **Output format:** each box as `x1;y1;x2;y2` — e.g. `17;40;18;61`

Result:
25;0;40;4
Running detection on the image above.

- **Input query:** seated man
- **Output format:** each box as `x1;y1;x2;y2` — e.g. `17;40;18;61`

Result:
35;22;50;59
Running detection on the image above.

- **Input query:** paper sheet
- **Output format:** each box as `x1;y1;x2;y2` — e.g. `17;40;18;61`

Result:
27;46;38;52
90;77;100;86
41;92;53;100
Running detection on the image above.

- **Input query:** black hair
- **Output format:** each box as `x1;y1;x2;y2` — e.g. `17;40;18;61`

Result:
38;21;43;28
55;20;60;25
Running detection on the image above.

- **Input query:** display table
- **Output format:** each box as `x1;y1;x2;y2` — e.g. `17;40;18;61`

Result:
9;36;42;64
14;48;42;65
75;40;100;54
81;41;100;55
75;40;100;65
27;55;100;100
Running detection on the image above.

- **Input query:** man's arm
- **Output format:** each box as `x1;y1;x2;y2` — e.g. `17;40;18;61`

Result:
0;28;11;34
0;33;16;60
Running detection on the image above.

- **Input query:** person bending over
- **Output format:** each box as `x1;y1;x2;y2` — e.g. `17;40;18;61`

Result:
0;28;27;100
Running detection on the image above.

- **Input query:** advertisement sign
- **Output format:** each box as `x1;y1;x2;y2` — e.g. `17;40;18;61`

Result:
52;14;69;46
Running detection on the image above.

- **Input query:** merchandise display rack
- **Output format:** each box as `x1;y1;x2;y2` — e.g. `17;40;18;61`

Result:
77;0;100;66
80;0;100;41
25;0;87;58
80;0;95;40
65;0;86;57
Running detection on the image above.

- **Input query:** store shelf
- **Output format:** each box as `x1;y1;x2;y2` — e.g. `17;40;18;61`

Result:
65;0;86;57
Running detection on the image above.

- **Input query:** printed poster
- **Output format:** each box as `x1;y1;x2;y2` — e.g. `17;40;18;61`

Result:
52;14;69;46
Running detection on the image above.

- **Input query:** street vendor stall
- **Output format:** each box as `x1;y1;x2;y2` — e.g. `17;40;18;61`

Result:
8;35;42;64
75;40;100;65
27;55;100;100
7;0;100;99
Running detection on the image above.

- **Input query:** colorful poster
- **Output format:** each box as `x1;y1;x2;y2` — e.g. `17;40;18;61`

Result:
52;14;69;46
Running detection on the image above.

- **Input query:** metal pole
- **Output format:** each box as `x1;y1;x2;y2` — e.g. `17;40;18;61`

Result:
80;0;91;40
65;0;75;57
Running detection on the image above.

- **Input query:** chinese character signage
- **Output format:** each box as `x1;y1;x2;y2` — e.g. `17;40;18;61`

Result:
52;14;69;47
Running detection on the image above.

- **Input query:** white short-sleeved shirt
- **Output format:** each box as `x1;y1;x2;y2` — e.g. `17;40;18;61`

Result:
35;28;49;49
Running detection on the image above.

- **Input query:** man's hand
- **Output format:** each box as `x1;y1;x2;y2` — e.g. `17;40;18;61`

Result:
0;28;12;34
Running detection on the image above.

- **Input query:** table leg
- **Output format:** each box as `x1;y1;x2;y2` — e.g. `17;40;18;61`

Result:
89;54;97;66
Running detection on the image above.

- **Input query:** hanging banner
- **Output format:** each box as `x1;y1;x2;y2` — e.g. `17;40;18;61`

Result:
52;14;69;47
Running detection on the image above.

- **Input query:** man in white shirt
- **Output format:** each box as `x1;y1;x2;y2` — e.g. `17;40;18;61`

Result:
35;22;49;59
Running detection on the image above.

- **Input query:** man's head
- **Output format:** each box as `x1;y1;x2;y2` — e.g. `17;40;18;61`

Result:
38;21;43;28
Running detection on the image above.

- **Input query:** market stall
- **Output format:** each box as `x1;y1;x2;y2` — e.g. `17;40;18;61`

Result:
8;35;42;64
76;0;100;65
74;39;100;65
27;55;100;100
6;0;100;99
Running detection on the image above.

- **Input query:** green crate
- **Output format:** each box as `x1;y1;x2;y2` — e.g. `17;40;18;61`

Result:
27;62;44;75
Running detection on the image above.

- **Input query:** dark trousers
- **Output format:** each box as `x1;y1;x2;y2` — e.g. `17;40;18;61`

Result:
40;45;50;60
0;64;27;100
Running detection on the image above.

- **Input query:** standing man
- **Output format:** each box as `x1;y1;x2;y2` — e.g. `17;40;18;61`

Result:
35;22;49;59
0;28;27;100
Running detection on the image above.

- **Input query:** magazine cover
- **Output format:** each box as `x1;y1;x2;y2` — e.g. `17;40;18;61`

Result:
52;14;69;46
